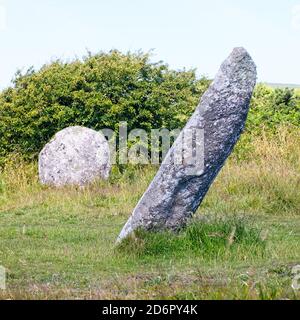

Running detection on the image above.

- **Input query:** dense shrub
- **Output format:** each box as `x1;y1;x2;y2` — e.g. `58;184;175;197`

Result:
0;51;209;163
247;84;300;132
0;50;299;165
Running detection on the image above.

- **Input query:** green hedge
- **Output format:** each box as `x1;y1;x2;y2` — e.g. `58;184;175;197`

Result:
0;51;209;163
0;51;299;164
247;84;300;132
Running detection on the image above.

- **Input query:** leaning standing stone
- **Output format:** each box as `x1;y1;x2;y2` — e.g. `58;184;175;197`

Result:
117;47;257;242
39;126;110;186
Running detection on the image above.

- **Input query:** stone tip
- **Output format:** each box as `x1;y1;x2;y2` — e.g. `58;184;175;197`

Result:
232;47;248;54
222;47;257;83
230;47;254;62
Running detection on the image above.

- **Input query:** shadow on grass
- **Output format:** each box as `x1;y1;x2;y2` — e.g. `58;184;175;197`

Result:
117;215;267;260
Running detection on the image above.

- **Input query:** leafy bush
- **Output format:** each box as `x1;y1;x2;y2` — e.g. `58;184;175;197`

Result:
0;50;209;163
247;84;300;132
233;84;300;161
0;50;300;165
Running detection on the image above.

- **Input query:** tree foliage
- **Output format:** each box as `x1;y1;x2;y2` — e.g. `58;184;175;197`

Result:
0;51;299;164
0;51;208;161
247;84;300;131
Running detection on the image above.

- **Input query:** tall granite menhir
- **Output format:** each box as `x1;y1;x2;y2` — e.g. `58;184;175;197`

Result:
117;47;257;242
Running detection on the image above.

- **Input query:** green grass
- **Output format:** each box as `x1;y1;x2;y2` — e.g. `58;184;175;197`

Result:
0;129;300;299
118;216;266;260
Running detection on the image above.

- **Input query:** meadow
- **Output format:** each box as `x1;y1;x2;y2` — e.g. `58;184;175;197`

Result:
0;52;299;300
0;127;299;300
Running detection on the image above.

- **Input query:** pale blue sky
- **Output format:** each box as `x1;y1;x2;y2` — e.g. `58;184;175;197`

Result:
0;0;300;89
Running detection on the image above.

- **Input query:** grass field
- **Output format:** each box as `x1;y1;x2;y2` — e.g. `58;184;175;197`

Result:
0;128;299;300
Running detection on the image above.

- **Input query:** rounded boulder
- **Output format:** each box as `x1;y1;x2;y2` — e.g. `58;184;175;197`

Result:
39;126;110;186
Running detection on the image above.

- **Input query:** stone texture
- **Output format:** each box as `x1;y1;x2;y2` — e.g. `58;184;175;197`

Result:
39;126;110;186
117;47;257;242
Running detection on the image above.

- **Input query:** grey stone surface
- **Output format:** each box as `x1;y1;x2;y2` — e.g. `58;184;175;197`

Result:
39;126;110;186
117;47;257;242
